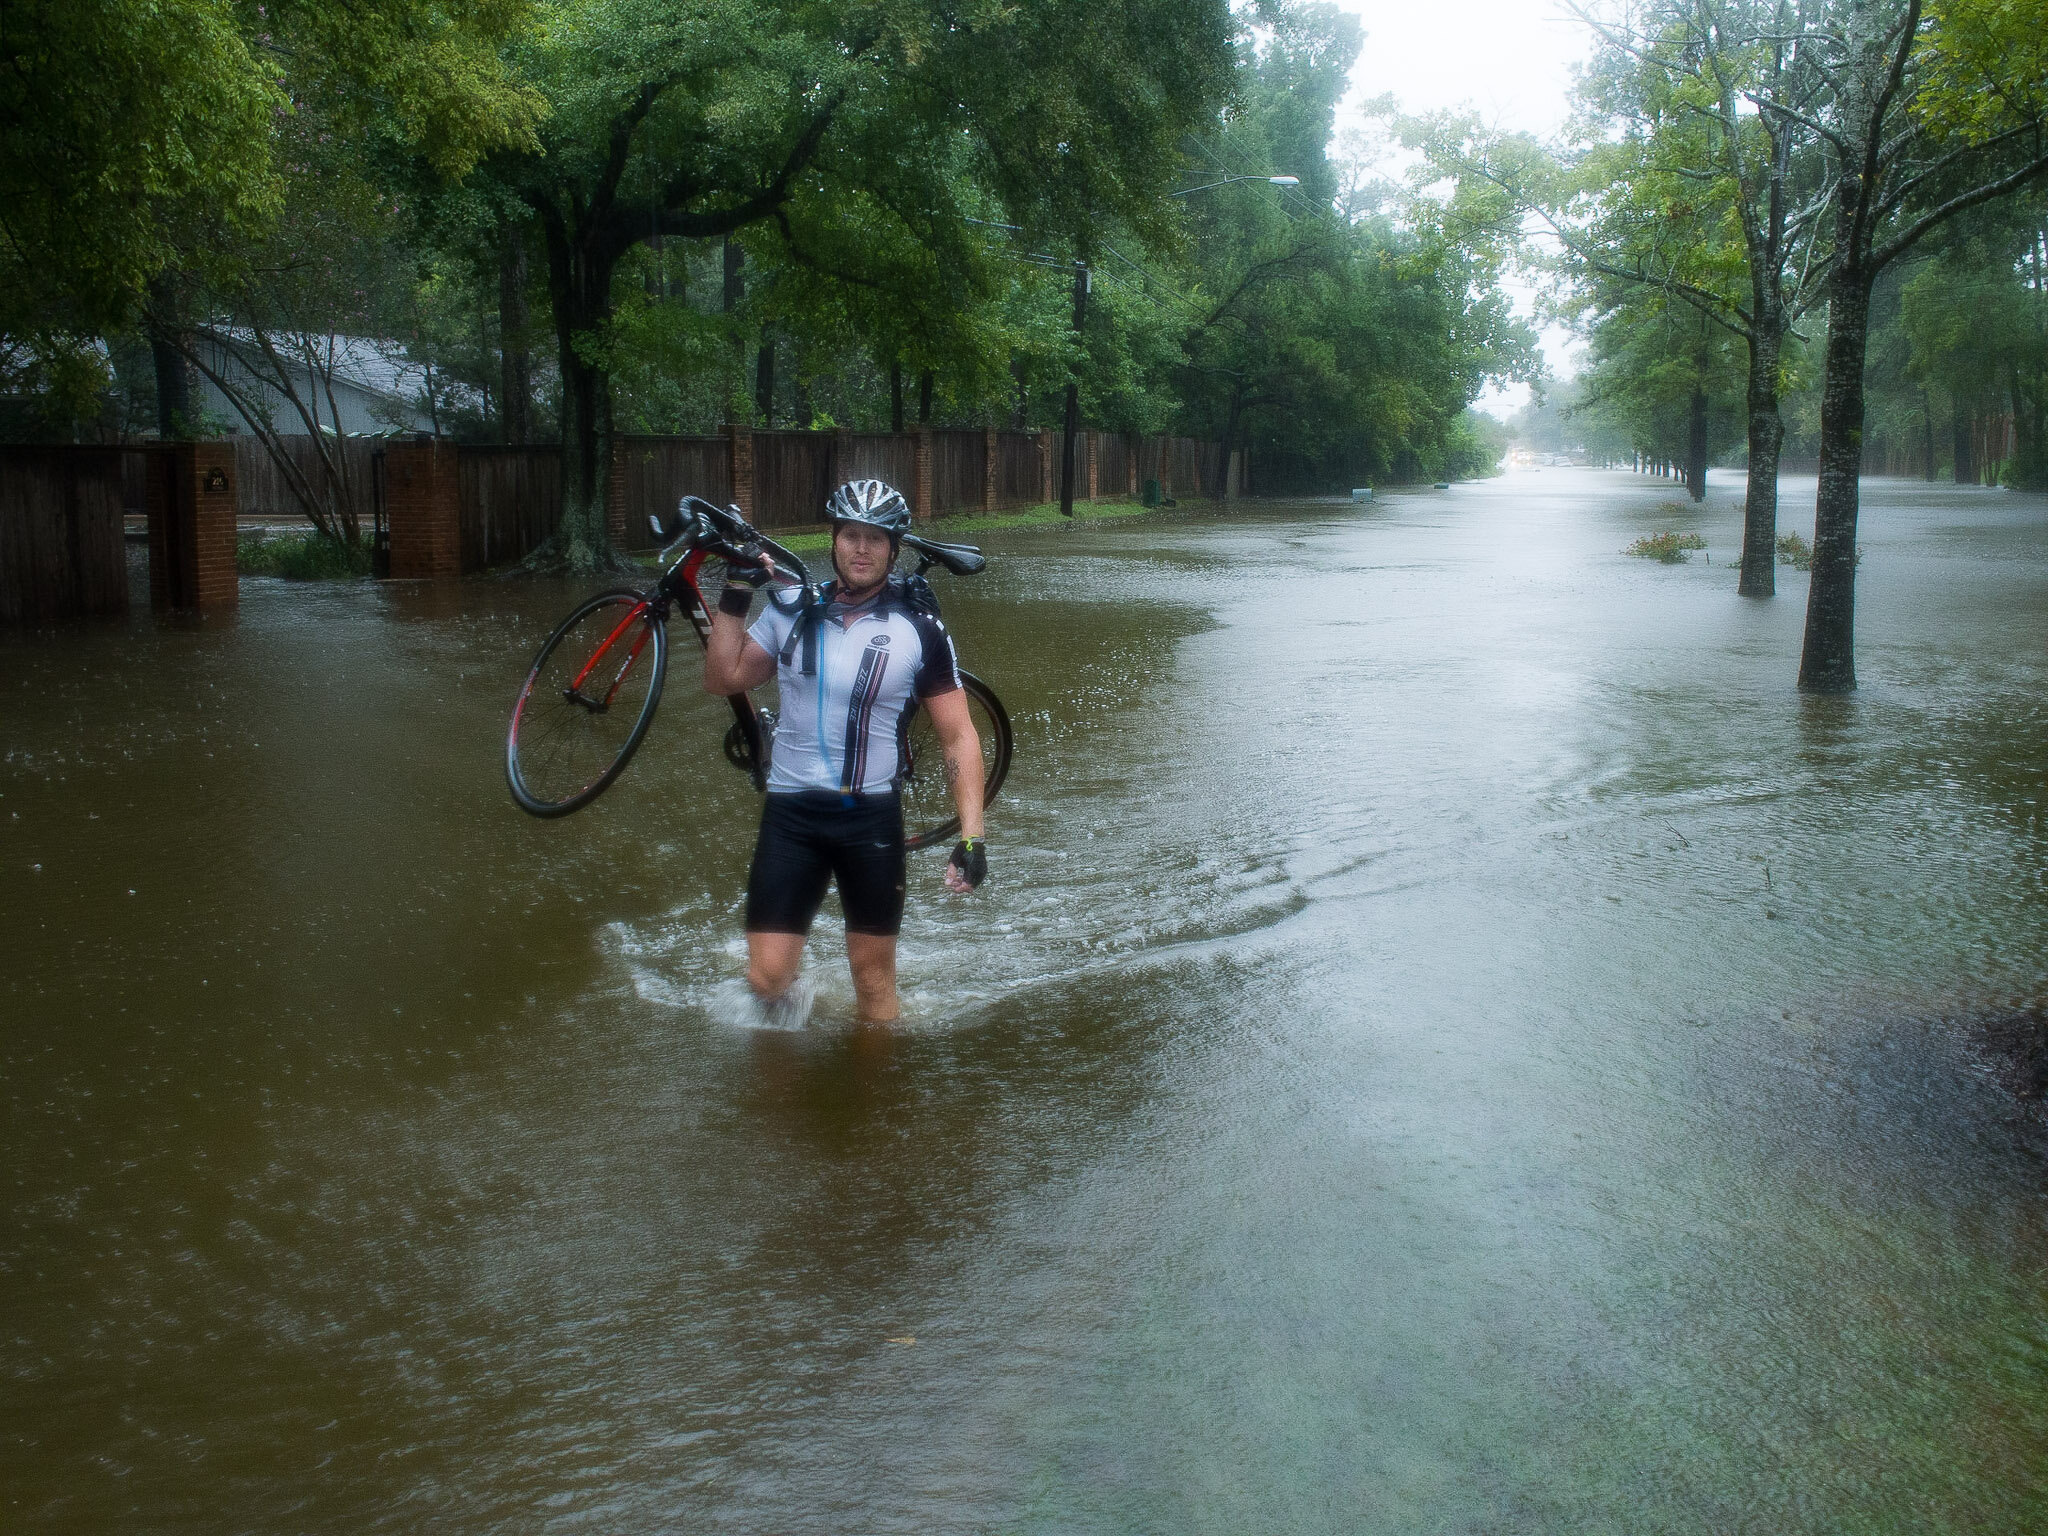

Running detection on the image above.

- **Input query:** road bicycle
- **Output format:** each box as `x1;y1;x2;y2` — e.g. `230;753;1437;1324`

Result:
506;495;1013;849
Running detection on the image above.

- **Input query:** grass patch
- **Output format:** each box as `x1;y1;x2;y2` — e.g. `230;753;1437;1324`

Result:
1625;531;1708;563
237;529;372;579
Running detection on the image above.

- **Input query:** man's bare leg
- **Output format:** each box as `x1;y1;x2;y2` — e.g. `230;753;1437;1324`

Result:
746;931;806;1001
845;933;900;1023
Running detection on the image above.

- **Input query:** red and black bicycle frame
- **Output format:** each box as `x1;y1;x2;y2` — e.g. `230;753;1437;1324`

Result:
662;545;772;791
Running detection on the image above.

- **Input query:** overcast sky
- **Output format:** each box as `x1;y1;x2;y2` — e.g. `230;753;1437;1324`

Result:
1325;1;1595;407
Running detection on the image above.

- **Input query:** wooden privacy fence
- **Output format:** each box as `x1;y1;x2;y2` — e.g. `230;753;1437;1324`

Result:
753;430;838;530
0;447;129;623
1;423;1243;619
459;447;561;570
995;431;1042;505
611;435;729;552
234;434;380;526
930;430;984;514
399;424;1242;574
1;442;239;622
842;433;919;499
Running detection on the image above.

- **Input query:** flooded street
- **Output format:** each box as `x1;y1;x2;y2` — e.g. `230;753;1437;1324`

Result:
5;468;2046;1531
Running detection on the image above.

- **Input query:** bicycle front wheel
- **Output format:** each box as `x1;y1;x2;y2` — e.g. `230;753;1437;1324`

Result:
507;589;668;817
900;671;1014;851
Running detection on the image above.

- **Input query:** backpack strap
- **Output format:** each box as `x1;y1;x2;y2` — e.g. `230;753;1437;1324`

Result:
776;581;831;675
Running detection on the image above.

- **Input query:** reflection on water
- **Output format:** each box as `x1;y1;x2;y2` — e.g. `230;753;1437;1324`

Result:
3;470;2046;1532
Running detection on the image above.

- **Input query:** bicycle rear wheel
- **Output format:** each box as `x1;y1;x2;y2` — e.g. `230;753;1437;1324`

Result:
507;589;668;817
900;671;1013;851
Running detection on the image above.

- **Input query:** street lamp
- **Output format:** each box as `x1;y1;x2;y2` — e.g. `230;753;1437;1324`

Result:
1167;175;1301;197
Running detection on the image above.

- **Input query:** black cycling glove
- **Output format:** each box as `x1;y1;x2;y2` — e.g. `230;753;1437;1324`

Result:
718;555;770;615
948;836;988;889
724;553;771;586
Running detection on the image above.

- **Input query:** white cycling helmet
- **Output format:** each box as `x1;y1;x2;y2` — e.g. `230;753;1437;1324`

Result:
825;479;911;540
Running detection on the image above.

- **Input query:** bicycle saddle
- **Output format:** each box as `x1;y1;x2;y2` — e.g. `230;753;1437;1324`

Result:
902;534;986;576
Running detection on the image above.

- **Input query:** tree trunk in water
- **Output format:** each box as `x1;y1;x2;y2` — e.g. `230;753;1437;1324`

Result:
1686;386;1709;502
755;332;775;427
555;342;614;569
1060;263;1087;517
1953;409;1976;485
1922;389;1937;481
1797;277;1871;693
499;228;532;446
147;274;192;439
1219;384;1245;504
540;222;624;572
1738;328;1784;596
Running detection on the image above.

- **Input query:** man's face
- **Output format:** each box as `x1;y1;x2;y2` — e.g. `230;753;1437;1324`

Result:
833;522;894;592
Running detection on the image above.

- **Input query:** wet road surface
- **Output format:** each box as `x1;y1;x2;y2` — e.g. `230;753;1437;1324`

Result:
4;468;2046;1531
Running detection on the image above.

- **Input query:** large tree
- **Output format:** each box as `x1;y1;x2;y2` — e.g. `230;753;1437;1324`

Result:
1793;0;2048;691
1569;0;1841;591
480;0;1236;571
1416;1;1836;587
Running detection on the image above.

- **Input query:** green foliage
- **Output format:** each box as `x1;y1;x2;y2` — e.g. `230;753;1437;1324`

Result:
1626;531;1708;563
237;530;373;579
0;1;283;334
0;1;541;340
5;0;1544;525
1918;0;2048;145
1776;531;1813;569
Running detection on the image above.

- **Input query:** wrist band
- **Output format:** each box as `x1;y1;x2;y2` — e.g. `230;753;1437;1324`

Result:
718;586;754;616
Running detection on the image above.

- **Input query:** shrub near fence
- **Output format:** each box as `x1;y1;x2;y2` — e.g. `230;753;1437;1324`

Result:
0;446;130;623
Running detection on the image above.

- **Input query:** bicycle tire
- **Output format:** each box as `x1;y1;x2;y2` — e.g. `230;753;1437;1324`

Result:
507;589;668;817
900;671;1014;851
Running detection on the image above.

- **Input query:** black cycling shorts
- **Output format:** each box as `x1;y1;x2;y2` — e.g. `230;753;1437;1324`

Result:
744;791;907;937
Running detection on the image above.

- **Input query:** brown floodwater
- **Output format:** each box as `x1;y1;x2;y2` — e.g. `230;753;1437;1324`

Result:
3;469;2046;1532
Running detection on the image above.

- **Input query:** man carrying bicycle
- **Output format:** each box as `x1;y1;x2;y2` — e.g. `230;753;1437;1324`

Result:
702;479;987;1024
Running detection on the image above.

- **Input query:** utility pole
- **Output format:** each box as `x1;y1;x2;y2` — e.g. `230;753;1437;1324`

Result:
1059;261;1088;518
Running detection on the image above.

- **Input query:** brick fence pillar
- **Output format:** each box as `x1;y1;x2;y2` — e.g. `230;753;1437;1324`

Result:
145;442;238;610
982;428;999;513
1037;428;1054;504
1127;434;1139;497
912;427;934;523
724;424;754;520
1085;430;1099;501
384;441;462;580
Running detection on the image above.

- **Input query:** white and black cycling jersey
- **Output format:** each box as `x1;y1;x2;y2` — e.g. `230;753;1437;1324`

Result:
747;582;962;796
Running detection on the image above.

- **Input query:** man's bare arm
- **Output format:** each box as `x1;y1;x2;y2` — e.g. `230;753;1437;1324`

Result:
703;606;777;695
923;686;985;842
